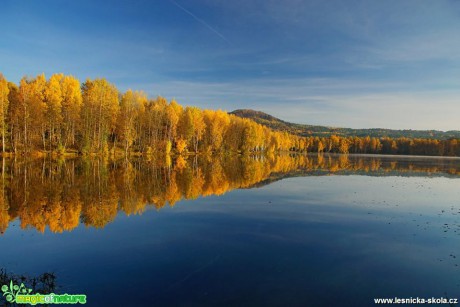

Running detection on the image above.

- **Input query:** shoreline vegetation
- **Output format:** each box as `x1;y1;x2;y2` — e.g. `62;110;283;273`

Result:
0;269;56;297
0;73;458;158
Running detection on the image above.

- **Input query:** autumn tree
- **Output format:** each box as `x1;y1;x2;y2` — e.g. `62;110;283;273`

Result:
178;106;205;153
338;137;350;154
81;79;119;154
44;73;64;150
0;74;9;153
224;115;245;152
116;90;147;155
19;74;47;151
202;110;230;152
141;96;167;152
241;119;259;153
60;75;82;149
7;82;21;153
164;100;181;150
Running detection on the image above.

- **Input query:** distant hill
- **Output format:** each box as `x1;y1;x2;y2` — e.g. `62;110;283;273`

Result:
229;109;460;140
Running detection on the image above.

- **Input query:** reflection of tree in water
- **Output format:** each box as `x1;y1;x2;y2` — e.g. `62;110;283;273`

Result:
0;154;459;233
0;268;56;307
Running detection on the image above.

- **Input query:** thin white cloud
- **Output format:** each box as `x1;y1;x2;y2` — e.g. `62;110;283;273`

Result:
170;0;230;44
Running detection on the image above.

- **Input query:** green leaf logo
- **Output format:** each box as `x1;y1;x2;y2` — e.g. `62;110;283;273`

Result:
1;280;33;304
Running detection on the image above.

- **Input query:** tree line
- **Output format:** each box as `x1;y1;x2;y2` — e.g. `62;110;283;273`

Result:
298;135;459;156
0;73;302;155
0;73;458;156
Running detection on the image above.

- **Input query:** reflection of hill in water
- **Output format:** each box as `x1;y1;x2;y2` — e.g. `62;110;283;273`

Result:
0;154;459;234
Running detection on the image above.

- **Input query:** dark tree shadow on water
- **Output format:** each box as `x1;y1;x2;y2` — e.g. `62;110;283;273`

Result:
0;268;56;306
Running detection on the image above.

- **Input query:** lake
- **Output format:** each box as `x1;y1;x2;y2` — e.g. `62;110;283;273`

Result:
0;154;459;306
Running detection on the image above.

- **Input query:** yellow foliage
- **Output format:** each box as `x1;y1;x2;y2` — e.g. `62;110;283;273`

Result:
175;138;187;154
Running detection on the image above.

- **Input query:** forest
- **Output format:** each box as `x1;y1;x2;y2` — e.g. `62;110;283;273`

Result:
0;73;458;156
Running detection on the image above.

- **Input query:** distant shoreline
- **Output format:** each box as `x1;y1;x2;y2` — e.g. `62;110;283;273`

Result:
321;153;460;160
0;150;459;160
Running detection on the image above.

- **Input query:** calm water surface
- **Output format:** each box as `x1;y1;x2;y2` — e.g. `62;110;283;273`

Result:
0;154;459;306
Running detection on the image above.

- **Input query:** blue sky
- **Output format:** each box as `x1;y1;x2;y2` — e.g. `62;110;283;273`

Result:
1;0;460;130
